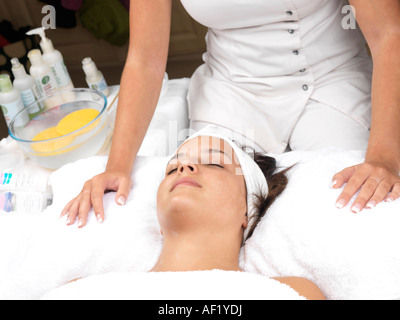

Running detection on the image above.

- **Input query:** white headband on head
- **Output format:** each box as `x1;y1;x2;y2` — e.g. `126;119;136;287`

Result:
168;125;269;241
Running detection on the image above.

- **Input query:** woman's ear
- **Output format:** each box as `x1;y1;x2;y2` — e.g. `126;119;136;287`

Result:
242;212;248;229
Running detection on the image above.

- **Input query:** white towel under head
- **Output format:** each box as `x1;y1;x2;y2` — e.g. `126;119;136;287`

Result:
168;125;269;241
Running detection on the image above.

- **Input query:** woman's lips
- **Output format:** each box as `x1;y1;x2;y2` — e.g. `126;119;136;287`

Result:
171;177;201;191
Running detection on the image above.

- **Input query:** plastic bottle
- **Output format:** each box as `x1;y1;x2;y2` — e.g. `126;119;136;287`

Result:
0;74;30;127
0;172;53;214
27;49;58;99
82;57;110;97
26;27;74;91
0;191;53;214
11;58;43;116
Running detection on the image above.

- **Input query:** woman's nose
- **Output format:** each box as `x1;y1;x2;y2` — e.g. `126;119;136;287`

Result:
178;159;199;174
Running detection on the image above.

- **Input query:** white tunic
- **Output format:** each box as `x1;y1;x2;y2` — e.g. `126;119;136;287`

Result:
181;0;373;153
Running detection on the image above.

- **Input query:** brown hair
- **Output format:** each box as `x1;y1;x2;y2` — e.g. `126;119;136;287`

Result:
244;153;292;241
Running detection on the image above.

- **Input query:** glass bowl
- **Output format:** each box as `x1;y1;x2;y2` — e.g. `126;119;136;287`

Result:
9;88;111;170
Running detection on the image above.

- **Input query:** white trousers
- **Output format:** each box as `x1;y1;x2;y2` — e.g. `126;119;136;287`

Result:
190;99;370;153
288;99;370;151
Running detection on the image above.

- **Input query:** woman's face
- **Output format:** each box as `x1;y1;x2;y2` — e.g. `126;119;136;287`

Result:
157;136;248;240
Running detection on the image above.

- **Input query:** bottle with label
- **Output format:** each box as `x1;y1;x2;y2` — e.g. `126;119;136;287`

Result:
0;191;53;214
0;74;30;127
11;57;43;117
82;57;110;97
26;27;74;91
0;172;53;214
28;49;58;99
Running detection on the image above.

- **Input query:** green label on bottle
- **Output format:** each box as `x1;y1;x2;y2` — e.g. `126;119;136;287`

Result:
42;76;50;85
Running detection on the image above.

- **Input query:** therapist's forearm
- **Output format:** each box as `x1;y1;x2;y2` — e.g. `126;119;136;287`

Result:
106;62;166;175
366;34;400;171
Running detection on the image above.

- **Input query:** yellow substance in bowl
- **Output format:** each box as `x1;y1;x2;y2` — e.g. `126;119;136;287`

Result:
56;108;100;136
31;108;101;155
31;127;75;154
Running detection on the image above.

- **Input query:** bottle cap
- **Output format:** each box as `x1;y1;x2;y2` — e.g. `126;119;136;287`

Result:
0;74;13;93
11;58;28;78
11;58;22;70
82;57;98;78
28;49;44;66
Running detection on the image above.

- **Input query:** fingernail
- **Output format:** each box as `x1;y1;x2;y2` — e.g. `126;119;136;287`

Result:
336;199;346;209
66;217;71;225
117;196;126;206
386;197;395;202
78;219;83;227
366;200;376;209
351;203;362;213
331;180;337;189
97;214;103;223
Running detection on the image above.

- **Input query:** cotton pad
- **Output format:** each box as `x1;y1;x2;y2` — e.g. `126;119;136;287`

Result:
56;108;100;136
31;127;74;154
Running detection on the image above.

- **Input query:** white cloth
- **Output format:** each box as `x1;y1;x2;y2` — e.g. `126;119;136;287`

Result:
240;148;400;300
172;124;269;241
181;0;372;153
41;270;306;300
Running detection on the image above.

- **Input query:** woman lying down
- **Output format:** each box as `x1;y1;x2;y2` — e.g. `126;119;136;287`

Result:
43;126;325;300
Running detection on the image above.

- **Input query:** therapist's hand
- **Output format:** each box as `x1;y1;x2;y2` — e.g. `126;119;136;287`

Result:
60;170;132;227
332;160;400;213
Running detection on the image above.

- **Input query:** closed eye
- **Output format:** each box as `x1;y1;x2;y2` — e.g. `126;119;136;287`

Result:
167;168;177;175
208;164;224;168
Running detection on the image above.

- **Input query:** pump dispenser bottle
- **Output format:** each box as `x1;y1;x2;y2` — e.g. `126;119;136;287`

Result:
28;49;58;98
82;57;110;97
0;74;29;127
11;58;42;115
26;27;74;91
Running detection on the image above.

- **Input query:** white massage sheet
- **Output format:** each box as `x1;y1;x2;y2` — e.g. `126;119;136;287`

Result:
0;79;399;300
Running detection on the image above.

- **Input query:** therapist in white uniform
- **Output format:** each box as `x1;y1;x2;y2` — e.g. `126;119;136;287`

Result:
62;0;400;227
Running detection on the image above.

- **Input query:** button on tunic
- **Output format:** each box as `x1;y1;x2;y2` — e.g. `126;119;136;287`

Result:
181;0;372;153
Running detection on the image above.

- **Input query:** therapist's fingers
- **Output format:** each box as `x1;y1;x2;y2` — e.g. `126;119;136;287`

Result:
61;198;74;217
61;172;133;227
331;165;359;189
365;180;396;209
91;180;107;223
350;176;383;212
386;182;400;202
66;196;80;226
64;181;91;226
77;188;92;228
115;176;132;207
333;161;400;212
333;164;368;209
